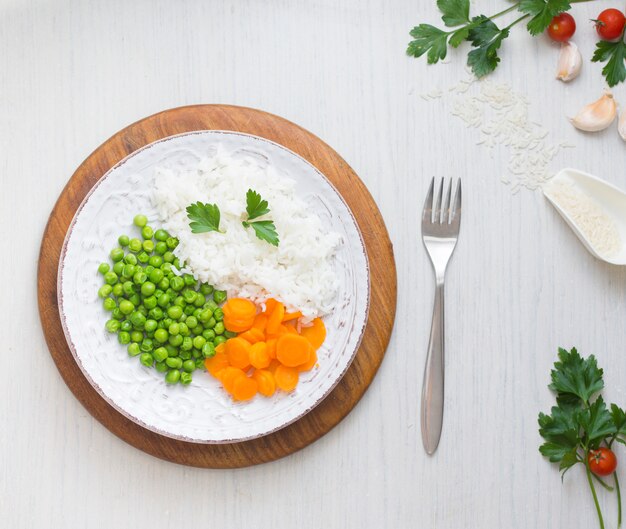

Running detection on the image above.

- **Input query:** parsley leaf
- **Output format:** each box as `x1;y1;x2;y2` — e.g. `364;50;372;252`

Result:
519;0;571;36
577;396;616;448
407;24;450;64
467;18;510;77
549;347;604;404
186;201;222;234
592;40;626;88
245;189;270;221
243;220;279;247
611;404;626;435
437;0;470;27
538;404;580;463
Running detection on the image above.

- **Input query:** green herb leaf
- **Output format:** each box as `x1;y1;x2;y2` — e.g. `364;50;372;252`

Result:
407;24;450;64
244;220;279;247
186;201;221;234
245;189;270;221
578;396;616;447
467;17;509;77
549;348;604;404
592;40;626;88
437;0;470;27
519;0;571;36
538;404;580;463
611;404;626;435
559;449;580;478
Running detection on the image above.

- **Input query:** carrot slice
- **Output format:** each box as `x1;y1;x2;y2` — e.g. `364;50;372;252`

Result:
297;347;317;372
282;311;302;323
222;298;256;321
276;334;311;367
253;369;276;397
249;342;271;369
205;351;229;377
266;302;285;335
267;359;281;374
221;367;246;394
274;365;299;392
266;338;277;359
285;324;299;335
239;328;265;344
226;337;252;370
232;375;258;401
252;313;268;332
264;298;278;314
300;318;326;350
223;315;254;333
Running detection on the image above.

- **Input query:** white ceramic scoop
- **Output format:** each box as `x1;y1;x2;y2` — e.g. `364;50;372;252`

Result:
543;168;626;265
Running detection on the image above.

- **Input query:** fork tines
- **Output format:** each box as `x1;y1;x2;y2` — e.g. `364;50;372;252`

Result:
422;177;462;226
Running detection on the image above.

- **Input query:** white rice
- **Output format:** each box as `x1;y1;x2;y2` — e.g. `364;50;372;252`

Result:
151;148;341;319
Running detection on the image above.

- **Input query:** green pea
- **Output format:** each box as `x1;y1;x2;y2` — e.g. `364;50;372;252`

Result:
170;276;184;291
179;350;192;360
118;235;130;247
98;262;110;275
192;349;201;359
202;329;216;342
110;247;125;262
178;322;190;336
197;309;212;323
120;320;132;332
128;293;141;306
165;345;178;357
162;317;174;328
163;251;175;263
168;322;180;336
184;305;195;316
213;308;224;321
133;214;148;227
182;360;196;373
139;353;153;367
186;316;198;329
113;261;124;275
157;293;170;308
214;335;227;346
121;264;136;279
153;347;168;362
167;306;182;320
165;288;176;299
202;342;216;358
130;331;143;343
182;290;196;305
124;253;138;265
119;299;134;315
166;357;183;369
155;241;168;255
205;299;218;311
98;284;113;298
200;283;214;296
111;308;124;321
141;226;154;240
154;328;168;343
157;277;169;290
149;307;164;320
137;251;150;264
195;358;205;370
144;319;158;333
148;255;163;268
103;297;116;311
213;290;227;304
154;229;169;241
180;274;193;286
206;317;216;329
127;343;141;356
103;271;118;285
141;281;156;297
130;311;147;328
133;271;147;285
137;305;148;316
118;331;130;344
105;319;120;333
143;295;157;309
112;283;123;297
121;281;133;296
214;322;225;335
129;238;142;253
155;361;168;373
165;369;181;384
148;269;163;285
192;336;206;350
142;240;155;253
166;237;178;249
169;334;183;347
140;339;154;353
181;336;193;351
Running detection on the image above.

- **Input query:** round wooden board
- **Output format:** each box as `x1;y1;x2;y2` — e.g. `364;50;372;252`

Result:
38;105;396;468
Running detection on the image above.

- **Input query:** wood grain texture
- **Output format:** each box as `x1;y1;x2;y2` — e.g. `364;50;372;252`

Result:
37;104;397;468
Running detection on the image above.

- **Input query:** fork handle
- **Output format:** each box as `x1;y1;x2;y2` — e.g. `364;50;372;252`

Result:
421;280;445;455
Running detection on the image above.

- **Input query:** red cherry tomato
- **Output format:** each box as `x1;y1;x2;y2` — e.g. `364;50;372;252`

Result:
595;9;626;41
588;448;618;476
547;12;577;42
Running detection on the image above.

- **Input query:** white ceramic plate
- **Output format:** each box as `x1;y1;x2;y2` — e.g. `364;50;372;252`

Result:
58;131;369;443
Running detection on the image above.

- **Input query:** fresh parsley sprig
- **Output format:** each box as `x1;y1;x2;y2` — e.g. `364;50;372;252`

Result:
186;201;222;234
242;189;279;247
407;0;624;87
539;348;626;529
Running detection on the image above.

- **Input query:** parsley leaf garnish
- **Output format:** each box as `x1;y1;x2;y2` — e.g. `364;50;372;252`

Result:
242;189;279;247
592;40;626;88
518;0;571;35
407;24;450;64
186;201;222;234
549;347;604;404
437;0;470;27
467;17;510;77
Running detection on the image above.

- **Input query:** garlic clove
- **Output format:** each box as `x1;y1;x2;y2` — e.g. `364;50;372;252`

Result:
556;41;582;82
569;90;617;132
619;109;626;141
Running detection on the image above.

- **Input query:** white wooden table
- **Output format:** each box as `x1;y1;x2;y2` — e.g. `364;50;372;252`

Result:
2;0;626;527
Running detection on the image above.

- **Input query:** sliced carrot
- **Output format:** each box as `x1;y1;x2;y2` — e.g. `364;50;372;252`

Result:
300;317;326;350
264;298;278;314
266;302;285;335
276;334;311;367
297;347;317;372
221;367;246;394
266;338;277;359
282;311;302;323
285;324;299;335
205;351;229;377
222;298;256;321
253;369;276;397
249;342;271;369
274;364;299;392
239;328;265;344
267;359;281;374
226;337;252;370
223;315;254;333
266;324;289;339
252;313;268;332
232;375;258;401
215;342;226;355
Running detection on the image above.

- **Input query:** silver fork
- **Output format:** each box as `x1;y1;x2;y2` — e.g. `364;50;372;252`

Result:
420;177;462;455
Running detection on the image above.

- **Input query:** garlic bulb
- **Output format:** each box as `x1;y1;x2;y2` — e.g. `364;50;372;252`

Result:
556;41;582;82
619;109;626;141
569;91;617;132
